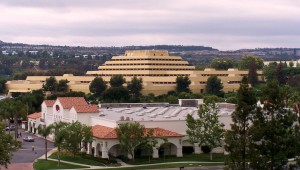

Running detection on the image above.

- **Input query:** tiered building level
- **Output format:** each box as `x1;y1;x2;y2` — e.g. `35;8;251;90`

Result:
6;50;263;96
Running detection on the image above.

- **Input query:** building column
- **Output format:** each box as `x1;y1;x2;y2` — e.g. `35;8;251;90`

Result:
27;122;30;132
81;142;86;152
176;147;183;157
194;143;201;154
152;147;159;158
101;143;108;159
87;143;92;155
93;142;99;157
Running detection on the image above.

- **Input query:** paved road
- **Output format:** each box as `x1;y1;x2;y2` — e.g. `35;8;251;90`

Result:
11;130;55;163
0;129;55;170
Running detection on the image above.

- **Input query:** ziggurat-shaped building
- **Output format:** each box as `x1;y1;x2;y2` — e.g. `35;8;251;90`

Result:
6;50;262;96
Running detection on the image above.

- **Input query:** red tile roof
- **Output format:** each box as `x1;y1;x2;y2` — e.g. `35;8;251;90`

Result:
57;97;88;109
92;125;117;139
73;105;99;113
145;128;184;137
92;125;184;139
27;112;41;119
44;100;55;107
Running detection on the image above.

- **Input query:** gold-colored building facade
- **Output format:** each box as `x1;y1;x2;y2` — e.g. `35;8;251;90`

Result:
6;50;262;96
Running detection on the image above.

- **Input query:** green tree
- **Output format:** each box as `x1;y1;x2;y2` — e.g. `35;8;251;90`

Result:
89;77;107;97
43;76;58;92
49;122;68;166
186;101;224;160
248;60;259;86
102;87;129;102
176;76;191;93
62;122;92;157
0;123;19;168
0;99;27;139
206;76;224;97
57;79;69;92
249;80;296;169
38;125;52;160
263;62;277;81
0;80;7;94
127;76;143;97
238;56;264;70
224;77;257;170
276;62;286;85
110;75;126;87
115;122;146;160
210;57;234;70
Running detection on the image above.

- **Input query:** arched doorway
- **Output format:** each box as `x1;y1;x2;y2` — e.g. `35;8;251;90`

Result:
108;144;122;158
182;140;194;155
95;143;101;157
159;142;177;157
134;143;152;158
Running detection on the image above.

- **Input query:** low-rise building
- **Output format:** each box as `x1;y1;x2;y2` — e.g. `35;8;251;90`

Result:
29;97;234;159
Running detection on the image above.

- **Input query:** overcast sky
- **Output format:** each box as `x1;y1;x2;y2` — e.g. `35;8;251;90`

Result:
0;0;299;50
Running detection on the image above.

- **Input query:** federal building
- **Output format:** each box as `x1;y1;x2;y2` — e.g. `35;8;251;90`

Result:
6;50;263;96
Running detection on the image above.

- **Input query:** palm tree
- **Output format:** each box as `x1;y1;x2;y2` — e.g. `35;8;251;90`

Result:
49;122;68;166
38;125;52;160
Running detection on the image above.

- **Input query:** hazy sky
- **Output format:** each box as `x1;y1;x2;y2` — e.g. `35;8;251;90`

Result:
0;0;299;50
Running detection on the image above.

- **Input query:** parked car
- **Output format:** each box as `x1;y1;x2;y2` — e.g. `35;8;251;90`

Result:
23;136;34;142
5;125;15;131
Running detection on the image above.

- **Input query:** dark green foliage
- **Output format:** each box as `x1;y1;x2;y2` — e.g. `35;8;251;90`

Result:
43;76;58;92
61;122;93;157
238;56;264;70
127;76;143;97
17;89;45;114
0;123;19;168
186;101;224;159
176;76;191;93
110;75;126;87
89;77;107;97
102;87;129;102
57;79;69;92
210;57;234;70
263;62;277;81
248;60;259;86
224;77;257;170
115;122;146;160
0;98;27;139
206;76;224;97
0;80;6;94
276;62;286;85
249;80;297;170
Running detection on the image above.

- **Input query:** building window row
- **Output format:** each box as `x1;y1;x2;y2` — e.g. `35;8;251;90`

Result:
112;58;181;61
105;63;188;66
153;82;176;84
201;74;229;76
99;68;194;71
227;81;241;84
91;74;189;77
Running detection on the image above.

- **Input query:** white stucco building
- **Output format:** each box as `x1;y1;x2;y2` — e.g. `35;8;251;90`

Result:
28;97;235;159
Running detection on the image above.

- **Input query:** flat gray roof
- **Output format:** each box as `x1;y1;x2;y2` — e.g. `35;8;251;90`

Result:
98;106;234;122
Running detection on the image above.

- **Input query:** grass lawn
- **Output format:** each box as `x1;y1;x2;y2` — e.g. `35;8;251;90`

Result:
121;153;225;165
94;162;223;170
33;159;89;170
49;152;113;166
